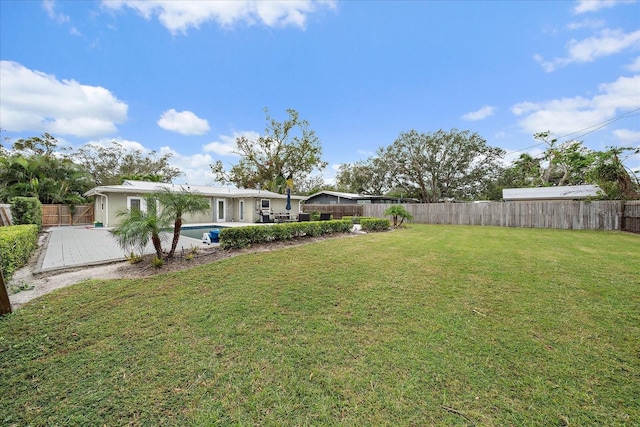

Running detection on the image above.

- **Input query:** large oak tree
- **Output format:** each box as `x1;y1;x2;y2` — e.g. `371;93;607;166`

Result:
381;129;505;202
210;109;327;194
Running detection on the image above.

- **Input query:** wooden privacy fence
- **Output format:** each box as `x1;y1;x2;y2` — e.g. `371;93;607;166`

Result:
302;204;365;219
42;204;94;227
623;201;640;233
363;200;640;232
0;204;11;226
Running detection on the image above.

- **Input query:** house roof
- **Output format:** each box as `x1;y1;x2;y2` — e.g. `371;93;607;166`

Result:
84;180;305;200
306;190;365;200
502;185;601;201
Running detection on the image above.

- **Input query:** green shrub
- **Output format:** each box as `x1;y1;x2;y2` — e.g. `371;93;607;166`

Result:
0;224;39;280
125;251;143;264
10;197;42;230
343;216;379;224
219;220;353;250
150;256;164;268
360;218;391;231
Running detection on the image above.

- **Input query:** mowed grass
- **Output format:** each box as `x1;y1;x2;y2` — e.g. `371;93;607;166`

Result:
1;225;639;426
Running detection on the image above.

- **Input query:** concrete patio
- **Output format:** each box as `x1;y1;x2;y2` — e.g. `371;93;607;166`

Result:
35;226;207;274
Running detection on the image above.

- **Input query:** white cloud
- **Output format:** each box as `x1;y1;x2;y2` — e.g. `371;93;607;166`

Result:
78;138;148;155
574;0;637;14
462;105;496;121
0;61;128;137
157;109;210;135
613;129;640;144
357;149;374;157
43;0;69;23
512;74;640;135
202;131;260;156
535;29;640;72
102;0;337;34
566;19;605;30
158;146;217;185
627;56;640;72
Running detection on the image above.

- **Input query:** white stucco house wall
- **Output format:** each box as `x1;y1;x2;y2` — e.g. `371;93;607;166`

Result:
84;180;305;227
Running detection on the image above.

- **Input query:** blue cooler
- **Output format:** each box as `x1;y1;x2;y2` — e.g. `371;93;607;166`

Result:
209;229;220;243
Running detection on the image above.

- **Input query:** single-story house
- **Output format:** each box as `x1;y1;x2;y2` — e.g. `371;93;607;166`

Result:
84;180;305;227
305;190;418;205
502;185;601;201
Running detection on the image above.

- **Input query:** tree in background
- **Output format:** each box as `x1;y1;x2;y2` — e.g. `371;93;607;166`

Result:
533;131;596;186
294;175;332;195
210;108;327;194
0;134;92;204
588;146;639;200
380;129;505;202
336;156;394;195
74;141;181;186
485;132;638;200
152;187;210;258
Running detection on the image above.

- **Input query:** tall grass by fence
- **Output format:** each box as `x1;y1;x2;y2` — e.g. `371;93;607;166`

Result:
360;200;639;232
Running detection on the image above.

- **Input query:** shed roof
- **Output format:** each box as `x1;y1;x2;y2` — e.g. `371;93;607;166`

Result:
502;185;601;201
305;190;417;202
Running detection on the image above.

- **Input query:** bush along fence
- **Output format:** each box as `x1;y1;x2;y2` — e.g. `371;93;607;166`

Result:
363;200;639;232
220;220;360;250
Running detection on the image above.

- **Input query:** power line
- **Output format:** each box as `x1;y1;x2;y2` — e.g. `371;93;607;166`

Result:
506;107;640;157
554;107;640;141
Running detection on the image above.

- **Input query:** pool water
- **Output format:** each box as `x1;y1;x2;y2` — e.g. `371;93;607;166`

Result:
179;225;226;239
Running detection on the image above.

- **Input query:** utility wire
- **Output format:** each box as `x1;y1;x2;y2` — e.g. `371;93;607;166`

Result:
554;107;640;141
506;107;640;157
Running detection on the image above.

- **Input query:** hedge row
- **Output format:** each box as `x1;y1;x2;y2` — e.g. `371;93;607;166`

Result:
0;224;39;280
10;197;42;230
342;216;378;224
360;218;391;231
219;220;353;250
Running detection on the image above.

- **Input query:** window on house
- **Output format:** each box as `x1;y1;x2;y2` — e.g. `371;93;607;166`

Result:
261;199;270;210
130;198;141;212
127;196;146;213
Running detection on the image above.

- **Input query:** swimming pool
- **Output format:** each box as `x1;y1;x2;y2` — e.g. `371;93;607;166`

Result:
179;225;227;239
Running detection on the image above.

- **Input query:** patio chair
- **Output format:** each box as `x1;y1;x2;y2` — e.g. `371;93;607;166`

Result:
262;213;274;223
298;213;311;222
319;213;331;221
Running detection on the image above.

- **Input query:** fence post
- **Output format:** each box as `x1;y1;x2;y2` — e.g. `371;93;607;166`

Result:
0;261;12;315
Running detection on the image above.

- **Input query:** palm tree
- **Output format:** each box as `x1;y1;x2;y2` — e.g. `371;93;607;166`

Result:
384;205;414;227
110;195;168;259
153;187;210;258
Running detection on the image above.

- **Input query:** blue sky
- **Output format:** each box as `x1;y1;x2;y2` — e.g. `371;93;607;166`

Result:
1;0;639;186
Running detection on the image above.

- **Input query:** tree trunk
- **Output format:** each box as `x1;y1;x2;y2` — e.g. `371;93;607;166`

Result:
0;266;12;315
151;234;163;259
168;217;182;257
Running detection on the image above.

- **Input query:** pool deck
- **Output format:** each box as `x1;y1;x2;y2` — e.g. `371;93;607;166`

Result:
34;225;214;274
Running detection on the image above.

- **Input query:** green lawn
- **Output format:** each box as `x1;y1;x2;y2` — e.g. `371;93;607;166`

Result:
1;225;639;426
